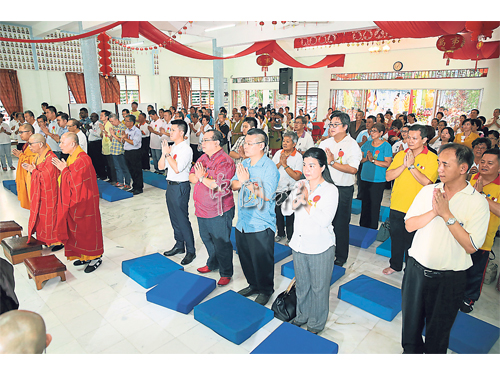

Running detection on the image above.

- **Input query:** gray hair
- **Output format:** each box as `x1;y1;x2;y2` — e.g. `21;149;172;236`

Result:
108;113;119;121
282;130;298;144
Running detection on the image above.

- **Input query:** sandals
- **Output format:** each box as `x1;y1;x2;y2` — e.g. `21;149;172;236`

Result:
84;258;102;273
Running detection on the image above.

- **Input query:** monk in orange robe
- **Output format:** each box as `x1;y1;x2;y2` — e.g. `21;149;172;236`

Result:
23;134;61;248
53;132;104;273
12;124;36;209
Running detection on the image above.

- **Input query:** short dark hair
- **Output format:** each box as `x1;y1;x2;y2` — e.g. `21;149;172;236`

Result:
176;111;184;120
148;109;157;116
41;102;49;107
46;106;57;114
478;116;487;125
488;130;499;140
470;119;482;129
409;124;428;140
439;143;474;170
204;129;224;146
37;114;47;122
69;118;81;129
439;120;447;127
240;106;247;112
437;111;444;117
331;112;351;128
367;115;376;122
392;119;403;130
431;117;439;123
24;110;34;118
132;101;138;106
243;116;257;129
482;148;500;164
295;116;305;125
408;113;416;120
126;115;136;124
138;112;147;120
471;108;479;115
201;115;211;124
57;113;69;122
246;128;268;147
80;107;88;113
101;110;111;118
471;137;491;149
164;110;172;117
171;120;187;136
191;112;199;120
122;108;130;114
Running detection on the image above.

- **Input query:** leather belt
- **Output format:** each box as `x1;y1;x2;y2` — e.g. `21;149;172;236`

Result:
411;257;455;279
167;180;187;185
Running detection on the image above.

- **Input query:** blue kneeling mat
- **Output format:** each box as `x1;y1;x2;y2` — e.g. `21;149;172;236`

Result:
376;238;391;258
379;206;390;222
349;224;378;249
142;170;168;190
423;311;500;354
3;180;17;195
146;270;216;314
281;260;345;286
96;180;133;202
338;274;402;321
351;199;361;215
122;253;184;289
194;290;274;345
251;322;339;354
230;227;292;263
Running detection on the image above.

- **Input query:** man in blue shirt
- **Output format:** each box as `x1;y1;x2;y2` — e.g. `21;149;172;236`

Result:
231;124;280;305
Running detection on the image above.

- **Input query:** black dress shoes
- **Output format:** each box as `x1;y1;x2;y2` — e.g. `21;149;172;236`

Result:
237;286;258;297
255;293;272;306
51;244;64;252
181;253;196;265
334;259;345;267
163;247;185;256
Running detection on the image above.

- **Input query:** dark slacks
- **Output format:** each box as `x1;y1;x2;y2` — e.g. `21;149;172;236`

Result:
140;136;150;169
389;209;415;272
197;206;235;277
88;140;106;179
105;154;117;183
332;185;353;264
359;180;385;229
402;257;466;354
124;149;144;192
235;227;275;295
356;163;363;199
275;204;294;240
190;143;200;163
464;249;490;303
165;182;195;254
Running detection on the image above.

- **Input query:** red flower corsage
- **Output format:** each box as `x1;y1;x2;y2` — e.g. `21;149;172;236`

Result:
173;154;177;160
313;195;321;202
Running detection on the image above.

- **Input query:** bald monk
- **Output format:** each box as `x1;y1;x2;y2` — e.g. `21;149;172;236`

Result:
22;134;62;249
12;123;37;209
52;132;104;273
0;310;52;354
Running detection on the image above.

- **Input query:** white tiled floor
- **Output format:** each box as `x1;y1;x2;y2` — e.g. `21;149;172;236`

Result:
1;161;499;355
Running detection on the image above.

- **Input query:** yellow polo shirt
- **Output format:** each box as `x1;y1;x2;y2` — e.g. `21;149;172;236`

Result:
102;121;113;155
388;147;439;213
471;173;500;251
131;110;141;119
454;132;479;149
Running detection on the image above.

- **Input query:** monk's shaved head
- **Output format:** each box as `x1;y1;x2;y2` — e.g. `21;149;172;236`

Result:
61;131;79;145
20;123;34;134
29;133;46;145
0;310;50;354
60;132;79;155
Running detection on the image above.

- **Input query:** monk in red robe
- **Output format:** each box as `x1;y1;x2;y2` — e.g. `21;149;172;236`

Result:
12;124;36;209
52;131;104;273
23;134;61;248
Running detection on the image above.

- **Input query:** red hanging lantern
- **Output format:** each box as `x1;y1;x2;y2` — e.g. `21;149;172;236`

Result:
436;34;465;65
281;21;286;30
183;26;187;30
259;21;264;31
97;32;112;78
172;35;176;39
272;21;277;30
179;31;182;35
256;53;274;76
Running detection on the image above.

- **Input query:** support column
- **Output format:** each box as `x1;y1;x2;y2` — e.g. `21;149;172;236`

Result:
212;39;224;118
79;22;101;116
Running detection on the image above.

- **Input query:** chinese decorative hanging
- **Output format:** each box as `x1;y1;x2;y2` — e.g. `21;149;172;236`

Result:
97;32;112;78
256;53;274;76
436;34;465;65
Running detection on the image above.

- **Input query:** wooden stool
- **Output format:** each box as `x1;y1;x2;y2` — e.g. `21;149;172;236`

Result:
0;221;23;241
2;235;44;265
24;255;67;290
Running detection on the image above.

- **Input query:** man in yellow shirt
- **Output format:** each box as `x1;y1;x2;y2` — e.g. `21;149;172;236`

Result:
384;124;439;275
99;110;117;184
453;118;479;149
130;101;141;119
463;148;500;312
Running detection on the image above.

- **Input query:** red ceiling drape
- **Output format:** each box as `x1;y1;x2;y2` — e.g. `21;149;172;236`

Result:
0;69;23;116
65;72;86;104
374;21;467;38
178;77;191;110
448;33;500;61
99;75;120;104
169;77;179;109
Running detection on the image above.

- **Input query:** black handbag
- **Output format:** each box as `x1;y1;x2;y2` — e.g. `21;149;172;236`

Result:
376;218;391;242
271;278;297;322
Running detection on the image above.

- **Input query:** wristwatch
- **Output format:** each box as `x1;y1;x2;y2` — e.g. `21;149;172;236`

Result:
446;217;457;226
329;160;335;166
408;164;415;171
199;176;204;183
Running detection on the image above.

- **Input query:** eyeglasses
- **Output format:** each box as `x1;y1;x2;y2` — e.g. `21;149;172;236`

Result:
19;130;31;134
329;122;343;128
200;138;216;143
244;141;264;146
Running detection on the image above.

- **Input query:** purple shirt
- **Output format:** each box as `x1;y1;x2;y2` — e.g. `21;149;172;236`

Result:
191;149;236;218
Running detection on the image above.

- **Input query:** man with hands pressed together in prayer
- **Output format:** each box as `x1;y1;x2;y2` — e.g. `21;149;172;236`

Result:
231;128;280;305
190;129;236;286
122;115;143;195
160;120;196;265
401;143;489;354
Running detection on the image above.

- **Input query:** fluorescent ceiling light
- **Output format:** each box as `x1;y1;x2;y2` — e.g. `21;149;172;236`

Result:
205;24;236;32
128;41;144;47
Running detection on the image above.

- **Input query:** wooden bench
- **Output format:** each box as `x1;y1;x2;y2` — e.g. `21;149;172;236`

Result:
0;221;23;242
1;235;44;265
24;255;67;290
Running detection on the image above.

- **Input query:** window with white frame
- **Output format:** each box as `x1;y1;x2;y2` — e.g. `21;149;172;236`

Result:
295;81;318;120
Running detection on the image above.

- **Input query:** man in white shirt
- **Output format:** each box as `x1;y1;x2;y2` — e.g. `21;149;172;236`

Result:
148;109;166;174
248;108;261;128
41;106;64;158
87;112;106;179
485;108;500;132
294;116;314;155
0;120;14;171
174;111;191;145
188;112;201;162
67;119;88;153
160;120;196;265
23;110;38;142
137;113;150;170
402;143;489;354
319;111;362;267
161;110;173;145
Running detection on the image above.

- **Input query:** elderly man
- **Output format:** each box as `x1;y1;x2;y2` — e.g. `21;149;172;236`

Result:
402;143;489;354
99;110;116;184
52;132;104;273
87;112;106;179
160;120;196;265
12;123;36;209
230;116;256;165
319;111;362;266
67;118;87;153
190;129;236;286
231;112;243;146
231;128;280;305
0;310;52;354
122;114;143;195
485;108;500;131
294;116;315;155
22;134;61;249
136;112;151;170
273;131;303;244
109;113;132;189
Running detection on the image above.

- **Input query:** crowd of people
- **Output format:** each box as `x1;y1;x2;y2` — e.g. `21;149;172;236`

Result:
1;100;499;354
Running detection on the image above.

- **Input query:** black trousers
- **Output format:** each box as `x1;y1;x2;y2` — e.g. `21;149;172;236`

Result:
140;136;150;169
124;149;144;192
356;163;363;199
165;182;195;254
464;249;490;303
88;140;106;179
332;185;353;264
105;154;117;183
402;257;466;354
235;227;275;295
275;204;294;240
190;143;200;163
389;209;415;272
359;180;385;229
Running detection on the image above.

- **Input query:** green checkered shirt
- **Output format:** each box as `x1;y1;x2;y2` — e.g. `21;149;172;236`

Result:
110;123;126;155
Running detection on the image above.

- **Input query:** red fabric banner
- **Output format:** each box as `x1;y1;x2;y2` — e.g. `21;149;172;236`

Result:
293;28;395;49
374;21;467;38
448;34;500;61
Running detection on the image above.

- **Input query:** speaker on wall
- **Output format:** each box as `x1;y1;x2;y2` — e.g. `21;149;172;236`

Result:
279;68;293;95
